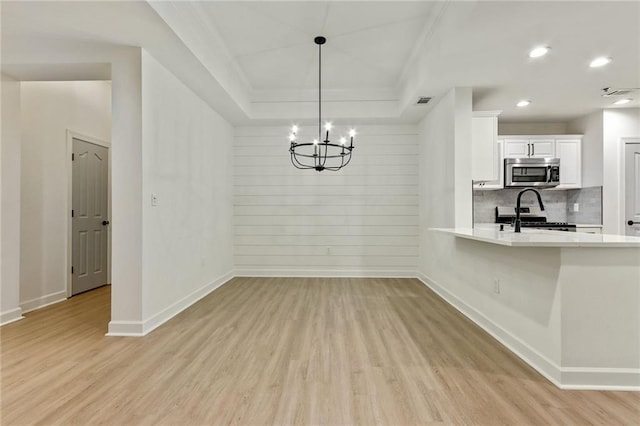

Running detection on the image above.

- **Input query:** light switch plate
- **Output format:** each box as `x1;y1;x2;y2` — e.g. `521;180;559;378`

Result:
151;193;158;207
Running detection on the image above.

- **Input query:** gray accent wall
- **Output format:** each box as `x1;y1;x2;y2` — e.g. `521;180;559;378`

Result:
474;186;602;225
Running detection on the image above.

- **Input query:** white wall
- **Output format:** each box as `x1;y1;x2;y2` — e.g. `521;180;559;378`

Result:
419;87;563;372
233;125;419;276
498;122;568;135
602;108;640;234
2;38;145;334
567;111;604;188
140;51;234;333
19;81;112;312
1;73;23;325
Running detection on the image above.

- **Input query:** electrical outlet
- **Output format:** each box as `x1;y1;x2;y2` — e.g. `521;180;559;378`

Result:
494;279;500;294
573;203;579;212
151;193;158;207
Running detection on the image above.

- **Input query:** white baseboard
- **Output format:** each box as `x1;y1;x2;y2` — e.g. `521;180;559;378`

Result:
560;368;640;391
416;272;563;386
107;270;235;337
234;269;416;278
1;307;24;326
20;290;67;314
106;320;144;337
416;272;640;391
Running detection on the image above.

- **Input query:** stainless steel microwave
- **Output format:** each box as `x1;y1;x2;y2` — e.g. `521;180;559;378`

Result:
504;158;560;188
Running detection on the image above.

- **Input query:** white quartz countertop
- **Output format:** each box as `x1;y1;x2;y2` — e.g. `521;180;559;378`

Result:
430;225;640;247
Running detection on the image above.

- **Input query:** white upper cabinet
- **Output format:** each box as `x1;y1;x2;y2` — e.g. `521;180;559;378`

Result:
503;137;554;158
503;139;529;157
554;138;582;189
529;139;555;158
500;134;583;189
474;140;504;189
471;111;501;186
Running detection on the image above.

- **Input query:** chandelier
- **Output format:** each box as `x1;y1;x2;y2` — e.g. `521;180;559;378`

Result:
289;36;355;172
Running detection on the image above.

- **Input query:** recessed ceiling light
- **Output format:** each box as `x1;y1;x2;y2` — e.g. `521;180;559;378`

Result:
529;46;550;58
517;100;531;107
590;57;611;68
613;98;632;105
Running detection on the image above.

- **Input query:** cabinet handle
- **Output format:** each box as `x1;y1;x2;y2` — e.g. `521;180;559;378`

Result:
527;143;531;157
628;220;640;226
532;144;535;156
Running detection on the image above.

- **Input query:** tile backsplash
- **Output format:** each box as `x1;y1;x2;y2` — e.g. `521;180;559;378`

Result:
566;186;602;225
473;186;602;225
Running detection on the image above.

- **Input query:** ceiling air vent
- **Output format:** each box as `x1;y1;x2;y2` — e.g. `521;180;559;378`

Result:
602;87;639;97
417;97;432;104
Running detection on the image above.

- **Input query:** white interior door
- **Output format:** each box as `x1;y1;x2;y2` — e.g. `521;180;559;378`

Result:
625;143;640;237
72;138;109;295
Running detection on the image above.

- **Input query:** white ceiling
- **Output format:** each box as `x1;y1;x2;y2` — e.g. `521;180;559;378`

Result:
2;1;639;124
195;1;438;91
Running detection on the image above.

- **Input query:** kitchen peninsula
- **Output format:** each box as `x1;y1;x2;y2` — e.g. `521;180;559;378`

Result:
423;227;640;390
434;226;640;247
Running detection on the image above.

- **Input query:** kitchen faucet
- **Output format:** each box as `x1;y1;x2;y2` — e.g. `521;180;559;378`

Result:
514;188;545;233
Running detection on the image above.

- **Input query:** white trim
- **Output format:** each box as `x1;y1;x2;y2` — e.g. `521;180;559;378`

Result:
561;367;640;391
106;270;235;337
20;290;67;313
0;308;24;326
415;272;563;385
234;269;416;278
106;320;144;337
66;130;112;298
472;110;502;117
416;272;640;391
622;138;640;237
141;270;235;335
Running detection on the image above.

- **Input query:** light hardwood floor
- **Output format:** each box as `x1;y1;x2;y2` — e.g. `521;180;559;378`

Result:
1;278;639;425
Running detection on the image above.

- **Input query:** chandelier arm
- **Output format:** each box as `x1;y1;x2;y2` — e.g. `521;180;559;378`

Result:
320;142;329;168
291;153;314;169
324;154;349;171
293;152;321;159
340;152;353;168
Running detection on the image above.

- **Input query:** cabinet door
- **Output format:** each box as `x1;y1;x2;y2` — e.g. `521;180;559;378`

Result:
481;140;504;189
529;139;555;158
471;116;498;181
503;139;529;158
555;139;581;188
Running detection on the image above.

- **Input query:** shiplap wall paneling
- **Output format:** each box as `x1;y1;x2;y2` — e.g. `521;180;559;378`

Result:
234;125;419;276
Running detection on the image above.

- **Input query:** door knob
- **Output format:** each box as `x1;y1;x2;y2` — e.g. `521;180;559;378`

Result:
628;220;639;226
102;220;110;226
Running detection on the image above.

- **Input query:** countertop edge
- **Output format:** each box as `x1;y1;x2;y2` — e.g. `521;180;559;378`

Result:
429;227;640;248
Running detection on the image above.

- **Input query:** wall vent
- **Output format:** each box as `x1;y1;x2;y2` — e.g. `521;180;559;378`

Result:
417;97;432;104
602;87;639;97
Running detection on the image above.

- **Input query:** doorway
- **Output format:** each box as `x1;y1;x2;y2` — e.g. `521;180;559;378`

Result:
625;141;640;237
68;133;111;296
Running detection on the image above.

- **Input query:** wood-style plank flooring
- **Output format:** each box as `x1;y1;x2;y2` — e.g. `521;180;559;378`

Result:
1;278;639;425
